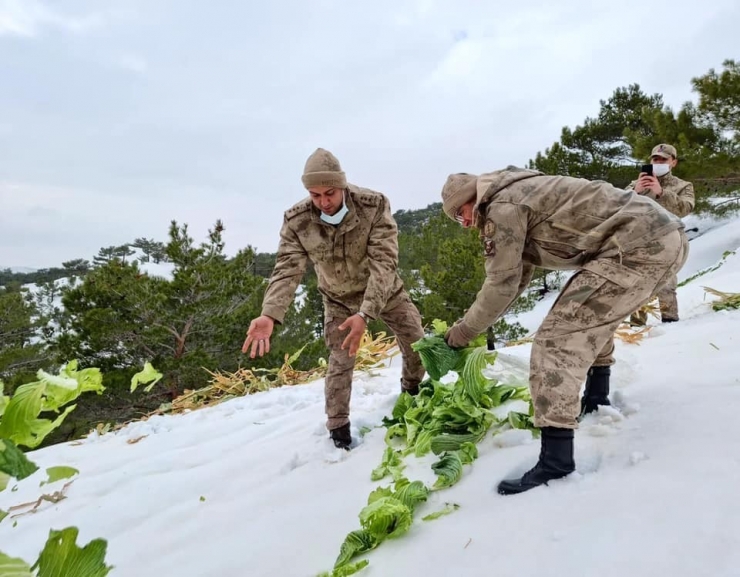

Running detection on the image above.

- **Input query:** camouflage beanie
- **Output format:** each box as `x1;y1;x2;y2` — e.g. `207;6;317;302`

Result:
441;173;478;221
301;148;347;189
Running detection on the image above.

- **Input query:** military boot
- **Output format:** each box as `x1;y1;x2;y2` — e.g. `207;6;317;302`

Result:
580;365;611;416
401;379;420;396
497;427;575;495
330;423;352;450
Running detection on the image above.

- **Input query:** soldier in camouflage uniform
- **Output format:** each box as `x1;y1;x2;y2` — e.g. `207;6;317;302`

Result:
242;148;425;450
626;143;695;323
440;166;688;495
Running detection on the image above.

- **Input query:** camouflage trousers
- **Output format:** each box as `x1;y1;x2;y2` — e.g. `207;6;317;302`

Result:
630;272;679;325
530;229;689;429
656;274;679;321
323;292;425;430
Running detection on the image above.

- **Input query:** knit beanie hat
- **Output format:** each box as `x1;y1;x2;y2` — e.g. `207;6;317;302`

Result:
441;173;478;220
301;148;347;189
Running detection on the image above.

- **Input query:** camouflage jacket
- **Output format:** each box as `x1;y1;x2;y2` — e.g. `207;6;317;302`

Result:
261;184;405;323
626;172;695;218
461;167;684;334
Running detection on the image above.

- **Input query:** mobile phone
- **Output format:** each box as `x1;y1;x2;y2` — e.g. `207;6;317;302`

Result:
640;164;653;176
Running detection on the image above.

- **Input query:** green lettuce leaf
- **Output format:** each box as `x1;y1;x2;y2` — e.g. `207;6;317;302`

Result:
412;428;437;457
392;479;429;512
459;348;493;404
422;502;460;521
359;497;413;541
334;530;377;569
319;559;370;577
389;392;415;424
411;336;461;381
0;363;104;449
431;452;463;490
458;442;479;465
0;551;33;575
430;432;484;455
40;466;79;487
0;438;39;489
31;527;113;577
431;319;448;336
486;383;530;406
366;486;393;505
370;448;405;482
130;362;164;393
38;362;103;412
383;423;405;443
508;411;535;431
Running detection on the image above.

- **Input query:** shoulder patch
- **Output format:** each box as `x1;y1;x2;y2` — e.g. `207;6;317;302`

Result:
351;187;383;207
483;239;496;257
285;198;312;220
483;219;496;238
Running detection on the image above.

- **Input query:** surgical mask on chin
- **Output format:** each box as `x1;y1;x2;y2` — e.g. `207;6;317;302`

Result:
320;194;349;225
652;163;671;177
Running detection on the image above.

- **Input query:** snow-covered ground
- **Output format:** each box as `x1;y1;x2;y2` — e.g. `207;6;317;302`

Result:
2;218;739;577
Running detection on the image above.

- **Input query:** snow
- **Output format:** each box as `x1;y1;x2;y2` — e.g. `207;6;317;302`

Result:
2;218;740;577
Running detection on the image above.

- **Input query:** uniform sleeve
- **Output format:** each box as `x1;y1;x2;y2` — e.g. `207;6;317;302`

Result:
462;203;529;335
261;216;308;324
516;262;536;299
625;179;637;192
359;195;399;320
661;180;695;218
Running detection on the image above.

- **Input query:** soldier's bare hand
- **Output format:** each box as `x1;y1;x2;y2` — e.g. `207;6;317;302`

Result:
635;175;662;197
242;316;275;359
339;314;366;357
634;174;652;194
644;175;662;196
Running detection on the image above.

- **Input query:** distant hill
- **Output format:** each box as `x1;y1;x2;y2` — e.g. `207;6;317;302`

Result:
0;266;37;273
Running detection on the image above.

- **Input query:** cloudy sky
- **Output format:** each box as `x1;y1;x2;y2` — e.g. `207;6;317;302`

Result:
1;0;737;268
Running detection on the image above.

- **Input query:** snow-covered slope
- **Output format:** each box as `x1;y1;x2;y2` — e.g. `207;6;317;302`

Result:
2;219;739;577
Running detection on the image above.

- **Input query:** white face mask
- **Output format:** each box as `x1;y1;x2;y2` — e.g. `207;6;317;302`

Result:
652;163;671;177
320;192;349;225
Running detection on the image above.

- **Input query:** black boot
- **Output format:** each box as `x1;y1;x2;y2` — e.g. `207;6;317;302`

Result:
497;427;575;495
401;379;420;396
330;423;352;450
580;365;611;416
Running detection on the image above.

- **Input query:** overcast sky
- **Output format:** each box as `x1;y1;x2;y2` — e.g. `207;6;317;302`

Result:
1;0;737;268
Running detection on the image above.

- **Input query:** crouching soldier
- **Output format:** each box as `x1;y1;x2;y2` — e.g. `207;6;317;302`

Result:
242;148;426;450
440;166;688;495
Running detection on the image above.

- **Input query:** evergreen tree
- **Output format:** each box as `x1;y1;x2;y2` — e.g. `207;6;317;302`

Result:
0;288;46;382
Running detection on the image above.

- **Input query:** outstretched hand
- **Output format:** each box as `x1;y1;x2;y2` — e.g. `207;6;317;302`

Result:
242;315;275;359
339;314;367;357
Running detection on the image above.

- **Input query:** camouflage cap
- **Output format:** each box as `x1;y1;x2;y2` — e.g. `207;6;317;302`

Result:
441;173;478;221
650;143;677;160
301;148;347;189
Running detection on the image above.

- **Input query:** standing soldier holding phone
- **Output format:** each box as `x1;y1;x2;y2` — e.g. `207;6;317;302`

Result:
626;143;695;324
